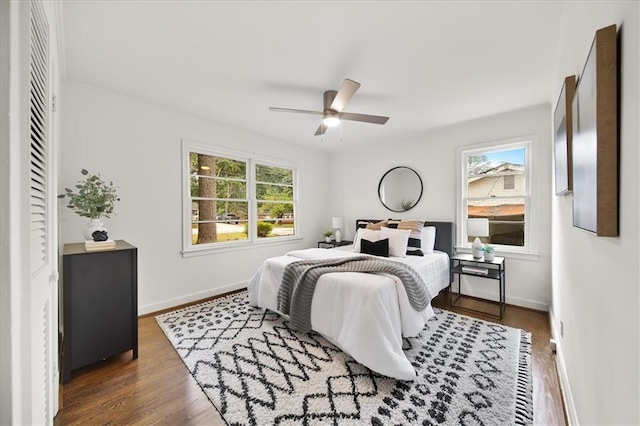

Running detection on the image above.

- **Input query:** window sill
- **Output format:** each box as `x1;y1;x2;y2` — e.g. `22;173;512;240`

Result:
455;246;540;261
182;236;304;258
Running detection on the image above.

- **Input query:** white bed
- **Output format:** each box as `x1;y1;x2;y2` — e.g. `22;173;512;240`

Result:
247;220;453;381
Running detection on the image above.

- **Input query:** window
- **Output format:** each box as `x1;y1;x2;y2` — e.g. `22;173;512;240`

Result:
182;141;299;254
255;163;295;239
503;174;515;190
458;139;534;255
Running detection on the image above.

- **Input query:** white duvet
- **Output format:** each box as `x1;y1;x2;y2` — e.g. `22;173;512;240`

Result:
247;246;450;380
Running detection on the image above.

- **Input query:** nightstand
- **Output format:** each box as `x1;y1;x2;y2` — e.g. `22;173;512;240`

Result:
450;253;505;318
317;240;353;249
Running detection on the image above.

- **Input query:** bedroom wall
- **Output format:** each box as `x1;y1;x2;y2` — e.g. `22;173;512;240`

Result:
328;103;552;311
551;2;639;424
60;80;330;314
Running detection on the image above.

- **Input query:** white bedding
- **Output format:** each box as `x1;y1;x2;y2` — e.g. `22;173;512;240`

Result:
247;245;450;380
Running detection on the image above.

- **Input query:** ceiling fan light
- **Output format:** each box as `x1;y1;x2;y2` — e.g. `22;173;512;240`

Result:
323;112;340;127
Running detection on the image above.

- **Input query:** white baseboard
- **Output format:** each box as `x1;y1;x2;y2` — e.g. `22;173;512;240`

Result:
549;307;579;425
505;294;548;312
459;287;549;311
139;281;247;315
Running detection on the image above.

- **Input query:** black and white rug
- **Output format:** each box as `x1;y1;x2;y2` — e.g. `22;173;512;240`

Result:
156;291;533;425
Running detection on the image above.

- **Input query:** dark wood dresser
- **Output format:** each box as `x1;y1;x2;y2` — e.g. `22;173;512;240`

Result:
61;240;138;383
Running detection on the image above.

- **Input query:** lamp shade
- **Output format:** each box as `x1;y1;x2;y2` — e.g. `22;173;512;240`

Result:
467;218;489;237
332;217;344;229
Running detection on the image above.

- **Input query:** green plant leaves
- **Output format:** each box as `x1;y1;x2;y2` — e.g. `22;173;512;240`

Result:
58;169;119;219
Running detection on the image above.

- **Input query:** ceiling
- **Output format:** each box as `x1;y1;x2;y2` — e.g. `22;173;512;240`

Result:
61;1;566;150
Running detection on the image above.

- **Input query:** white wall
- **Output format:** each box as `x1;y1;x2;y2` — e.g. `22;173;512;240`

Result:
551;2;639;424
329;104;552;311
60;80;329;314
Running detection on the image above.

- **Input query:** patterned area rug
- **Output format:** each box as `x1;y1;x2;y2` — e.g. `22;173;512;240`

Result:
156;291;533;425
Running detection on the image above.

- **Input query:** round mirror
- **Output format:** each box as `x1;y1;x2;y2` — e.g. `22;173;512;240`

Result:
378;166;423;212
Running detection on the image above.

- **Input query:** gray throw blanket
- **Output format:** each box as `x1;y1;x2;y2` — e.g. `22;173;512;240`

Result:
277;256;432;333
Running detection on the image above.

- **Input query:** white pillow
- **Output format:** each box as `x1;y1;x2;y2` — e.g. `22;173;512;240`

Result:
380;227;411;257
421;226;436;255
353;228;380;253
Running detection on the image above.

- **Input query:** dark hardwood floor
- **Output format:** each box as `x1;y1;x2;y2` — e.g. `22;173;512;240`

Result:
54;290;566;425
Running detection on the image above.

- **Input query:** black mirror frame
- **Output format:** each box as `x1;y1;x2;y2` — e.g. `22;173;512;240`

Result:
377;166;423;213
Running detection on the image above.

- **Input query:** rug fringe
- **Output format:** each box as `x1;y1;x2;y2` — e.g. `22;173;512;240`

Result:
515;330;534;425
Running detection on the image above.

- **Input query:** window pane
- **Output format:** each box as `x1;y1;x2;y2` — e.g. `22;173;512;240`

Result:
256;202;294;239
468;197;525;246
190;152;246;178
256;164;293;185
256;183;293;201
191;222;248;245
191;176;247;199
467;148;525;197
190;152;247;201
191;199;248;245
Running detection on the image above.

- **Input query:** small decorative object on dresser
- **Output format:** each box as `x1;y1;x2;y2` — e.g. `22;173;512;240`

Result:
322;230;333;243
58;169;120;240
483;244;495;262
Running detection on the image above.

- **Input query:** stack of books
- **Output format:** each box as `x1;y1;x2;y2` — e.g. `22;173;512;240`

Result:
461;265;489;276
85;239;116;252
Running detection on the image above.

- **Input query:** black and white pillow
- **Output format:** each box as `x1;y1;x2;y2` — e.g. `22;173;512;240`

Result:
353;228;380;253
387;220;424;256
360;238;389;257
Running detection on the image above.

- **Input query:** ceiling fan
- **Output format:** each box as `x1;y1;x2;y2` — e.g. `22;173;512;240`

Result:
269;78;389;136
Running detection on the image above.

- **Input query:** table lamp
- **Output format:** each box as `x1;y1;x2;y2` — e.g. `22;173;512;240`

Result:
467;218;489;259
332;217;344;243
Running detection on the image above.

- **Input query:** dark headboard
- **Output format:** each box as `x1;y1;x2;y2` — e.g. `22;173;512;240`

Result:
356;219;455;282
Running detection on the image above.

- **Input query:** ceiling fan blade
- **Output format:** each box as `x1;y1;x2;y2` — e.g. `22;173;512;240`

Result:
269;107;323;116
329;79;361;112
339;112;389;125
314;123;328;136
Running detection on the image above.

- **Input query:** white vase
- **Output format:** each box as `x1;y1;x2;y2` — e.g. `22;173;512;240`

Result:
335;229;342;243
325;236;332;243
484;252;495;262
83;218;106;241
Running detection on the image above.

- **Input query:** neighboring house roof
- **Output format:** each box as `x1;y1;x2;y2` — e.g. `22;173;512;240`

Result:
468;163;524;183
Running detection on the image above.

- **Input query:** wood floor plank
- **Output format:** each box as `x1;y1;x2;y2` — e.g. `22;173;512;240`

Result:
54;291;566;425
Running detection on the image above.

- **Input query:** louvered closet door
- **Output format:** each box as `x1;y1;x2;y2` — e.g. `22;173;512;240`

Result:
28;0;57;423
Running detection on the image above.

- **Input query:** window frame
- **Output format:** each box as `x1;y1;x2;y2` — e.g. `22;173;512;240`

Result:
181;139;301;257
456;137;539;259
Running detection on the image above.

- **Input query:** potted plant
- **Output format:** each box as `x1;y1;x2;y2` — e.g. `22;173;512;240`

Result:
58;169;120;240
323;230;333;243
483;244;495;262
